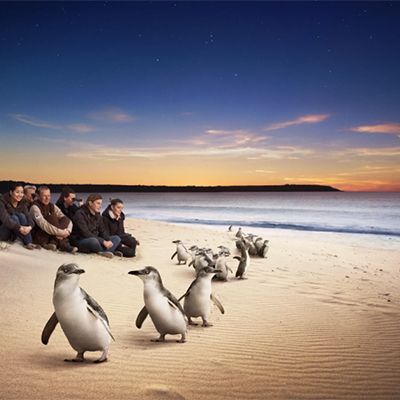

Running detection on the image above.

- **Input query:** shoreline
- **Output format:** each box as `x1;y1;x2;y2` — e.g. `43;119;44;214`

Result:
0;218;399;399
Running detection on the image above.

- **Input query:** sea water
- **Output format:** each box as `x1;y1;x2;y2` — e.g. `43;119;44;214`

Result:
80;192;400;238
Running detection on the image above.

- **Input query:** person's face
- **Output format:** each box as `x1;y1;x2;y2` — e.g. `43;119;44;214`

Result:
64;193;76;207
39;189;51;205
111;202;124;217
89;199;102;213
10;186;24;203
24;188;36;202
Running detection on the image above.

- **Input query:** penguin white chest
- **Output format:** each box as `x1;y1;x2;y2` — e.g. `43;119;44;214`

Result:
53;285;110;352
143;283;186;335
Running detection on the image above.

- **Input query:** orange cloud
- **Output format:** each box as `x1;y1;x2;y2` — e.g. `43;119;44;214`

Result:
264;114;330;131
350;123;400;135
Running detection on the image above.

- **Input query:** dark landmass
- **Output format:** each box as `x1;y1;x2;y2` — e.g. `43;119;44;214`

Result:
0;180;341;193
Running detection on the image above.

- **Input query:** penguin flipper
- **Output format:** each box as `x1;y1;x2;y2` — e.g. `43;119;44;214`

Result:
41;312;58;345
211;294;225;314
178;278;197;302
163;288;187;317
171;251;177;260
136;306;148;329
82;289;115;341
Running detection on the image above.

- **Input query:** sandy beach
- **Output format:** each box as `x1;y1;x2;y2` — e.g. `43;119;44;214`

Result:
0;218;399;400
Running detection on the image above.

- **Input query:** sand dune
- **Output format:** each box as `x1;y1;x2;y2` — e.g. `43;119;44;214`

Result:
0;219;399;399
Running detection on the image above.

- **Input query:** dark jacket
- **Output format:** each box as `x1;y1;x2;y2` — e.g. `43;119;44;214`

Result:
72;205;110;245
56;199;80;221
0;193;34;232
102;205;130;238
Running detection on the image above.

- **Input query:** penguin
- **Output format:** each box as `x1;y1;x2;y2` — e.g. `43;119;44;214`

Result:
171;240;192;265
41;263;114;363
246;235;258;256
259;240;270;258
189;249;213;274
214;249;233;281
235;227;245;239
254;237;264;254
129;267;187;343
178;266;225;327
234;240;250;279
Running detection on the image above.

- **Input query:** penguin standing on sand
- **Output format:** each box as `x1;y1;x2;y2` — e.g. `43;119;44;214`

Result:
179;267;225;327
234;240;250;279
129;267;187;343
259;240;270;258
214;248;233;281
171;240;192;265
41;263;114;363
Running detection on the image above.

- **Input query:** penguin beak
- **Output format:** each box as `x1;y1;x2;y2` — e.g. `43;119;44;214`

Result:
214;269;222;273
74;269;85;275
128;270;144;276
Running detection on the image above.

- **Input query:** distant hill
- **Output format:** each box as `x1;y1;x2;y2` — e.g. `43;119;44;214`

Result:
0;180;341;193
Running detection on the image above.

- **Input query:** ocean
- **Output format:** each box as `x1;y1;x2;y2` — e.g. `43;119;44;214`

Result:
72;192;400;238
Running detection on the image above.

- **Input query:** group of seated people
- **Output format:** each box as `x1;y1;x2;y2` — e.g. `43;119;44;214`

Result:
0;183;139;259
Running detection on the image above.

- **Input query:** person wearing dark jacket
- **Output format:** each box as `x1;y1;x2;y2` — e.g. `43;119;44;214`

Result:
102;198;139;258
0;182;38;249
56;187;81;220
72;193;121;258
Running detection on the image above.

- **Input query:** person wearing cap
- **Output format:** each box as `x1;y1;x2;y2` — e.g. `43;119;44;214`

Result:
71;193;121;258
22;184;37;209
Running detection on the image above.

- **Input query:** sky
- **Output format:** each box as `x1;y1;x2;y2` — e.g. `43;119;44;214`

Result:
0;1;399;191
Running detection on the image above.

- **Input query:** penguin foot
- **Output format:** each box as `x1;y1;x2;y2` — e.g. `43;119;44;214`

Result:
151;334;166;342
176;334;186;343
201;322;213;327
93;358;108;364
188;318;198;326
94;350;108;363
64;352;85;363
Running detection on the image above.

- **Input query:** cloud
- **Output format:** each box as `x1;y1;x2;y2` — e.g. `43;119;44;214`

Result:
11;113;94;134
350;123;400;136
66;143;314;162
351;147;400;157
255;169;275;174
11;114;60;129
67;124;95;134
88;108;136;123
264;114;330;131
203;129;268;147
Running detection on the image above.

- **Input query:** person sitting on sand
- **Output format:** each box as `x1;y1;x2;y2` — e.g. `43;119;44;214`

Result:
56;187;82;220
0;182;38;250
102;198;139;258
22;184;37;209
71;193;121;258
30;186;77;253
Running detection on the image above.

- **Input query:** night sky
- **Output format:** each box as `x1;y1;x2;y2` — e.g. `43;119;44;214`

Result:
1;1;399;191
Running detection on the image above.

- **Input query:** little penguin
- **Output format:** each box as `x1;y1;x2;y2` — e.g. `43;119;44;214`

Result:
129;266;188;343
41;263;114;363
234;240;250;279
178;266;225;327
214;249;233;281
171;240;192;265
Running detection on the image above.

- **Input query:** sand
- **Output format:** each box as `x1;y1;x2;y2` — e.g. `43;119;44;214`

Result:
0;218;399;400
